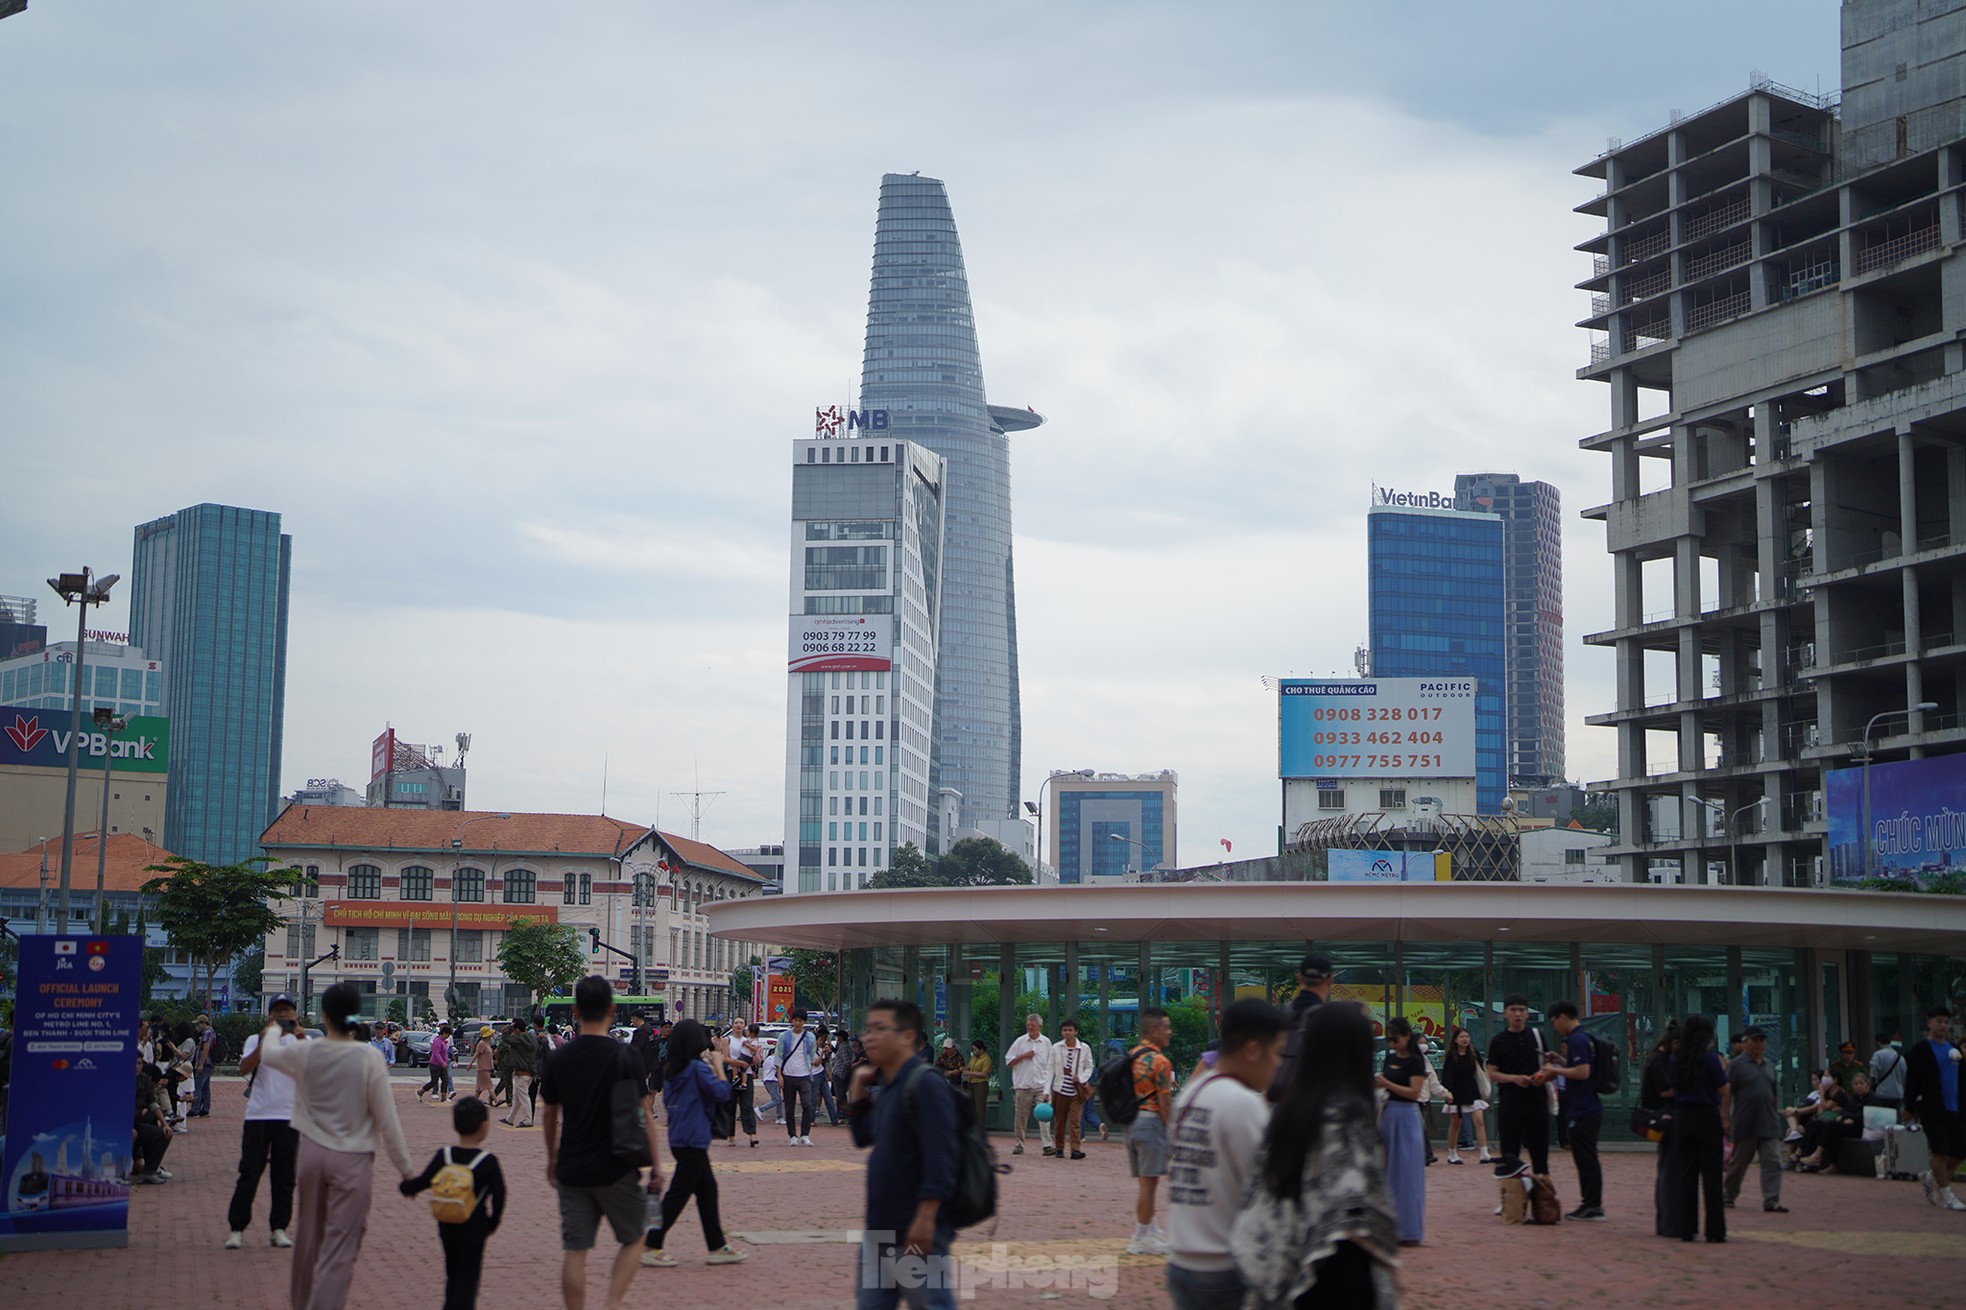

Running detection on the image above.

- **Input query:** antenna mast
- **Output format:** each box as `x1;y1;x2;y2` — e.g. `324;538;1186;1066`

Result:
666;789;726;842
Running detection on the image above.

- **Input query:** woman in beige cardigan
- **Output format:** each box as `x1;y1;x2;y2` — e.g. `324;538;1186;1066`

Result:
257;982;415;1310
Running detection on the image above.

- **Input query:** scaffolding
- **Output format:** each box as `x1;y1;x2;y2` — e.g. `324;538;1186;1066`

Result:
1288;811;1524;882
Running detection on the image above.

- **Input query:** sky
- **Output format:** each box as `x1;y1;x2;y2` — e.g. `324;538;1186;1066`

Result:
0;2;1844;863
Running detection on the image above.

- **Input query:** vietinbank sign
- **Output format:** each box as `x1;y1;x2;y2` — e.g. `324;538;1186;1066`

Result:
0;707;169;775
1373;484;1454;509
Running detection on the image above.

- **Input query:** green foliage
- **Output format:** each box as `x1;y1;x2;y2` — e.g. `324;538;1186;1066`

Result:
869;842;936;888
937;837;1034;886
1571;796;1619;834
785;948;839;1016
232;945;265;1002
495;918;588;1007
387;997;407;1024
213;1012;263;1065
140;856;309;1009
107;905;172;1004
728;953;762;1015
1858;872;1966;894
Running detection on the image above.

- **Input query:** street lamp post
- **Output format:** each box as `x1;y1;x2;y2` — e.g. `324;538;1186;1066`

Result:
1021;799;1042;873
1107;831;1155;879
91;708;128;933
448;813;512;1021
46;568;119;925
1861;702;1940;880
1727;798;1766;888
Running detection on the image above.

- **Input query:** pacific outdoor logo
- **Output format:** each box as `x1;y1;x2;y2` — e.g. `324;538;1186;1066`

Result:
4;714;48;751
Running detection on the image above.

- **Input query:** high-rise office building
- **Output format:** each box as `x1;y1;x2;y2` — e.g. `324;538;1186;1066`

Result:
1576;1;1966;886
856;173;1042;841
783;435;947;892
1455;473;1565;788
129;504;291;866
1044;770;1178;883
1367;501;1506;812
0;640;163;718
0;595;44;659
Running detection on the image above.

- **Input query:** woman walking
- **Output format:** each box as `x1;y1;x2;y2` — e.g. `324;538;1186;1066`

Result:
1438;1026;1491;1164
721;1019;762;1147
641;1019;749;1268
472;1026;495;1103
1641;1022;1682;1238
416;1024;452;1104
1375;1017;1428;1245
1233;1002;1400;1309
256;982;415;1310
1669;1014;1728;1243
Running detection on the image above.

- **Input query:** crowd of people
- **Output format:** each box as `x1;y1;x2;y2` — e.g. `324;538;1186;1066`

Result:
58;949;1964;1310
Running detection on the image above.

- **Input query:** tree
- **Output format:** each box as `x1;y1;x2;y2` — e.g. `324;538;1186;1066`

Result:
937;837;1034;886
141;856;308;1010
785;948;840;1017
728;953;763;1019
1572;796;1619;834
232;945;265;1003
108;905;172;1005
496;918;588;1010
870;842;936;889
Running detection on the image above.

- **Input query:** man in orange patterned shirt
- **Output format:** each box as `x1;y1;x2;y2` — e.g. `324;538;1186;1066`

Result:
1125;1007;1176;1255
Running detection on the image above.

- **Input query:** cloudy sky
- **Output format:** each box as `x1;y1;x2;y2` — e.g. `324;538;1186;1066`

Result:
1;2;1841;863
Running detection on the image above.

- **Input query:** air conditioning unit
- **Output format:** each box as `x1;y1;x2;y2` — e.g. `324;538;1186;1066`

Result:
1803;724;1820;748
1812;855;1826;887
1809;792;1825;822
1803;643;1818;667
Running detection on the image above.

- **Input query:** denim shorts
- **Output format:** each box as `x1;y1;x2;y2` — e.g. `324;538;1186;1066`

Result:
1126;1114;1171;1177
1166;1263;1247;1310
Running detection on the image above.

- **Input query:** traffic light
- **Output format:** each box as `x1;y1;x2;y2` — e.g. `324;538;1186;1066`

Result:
589;926;601;953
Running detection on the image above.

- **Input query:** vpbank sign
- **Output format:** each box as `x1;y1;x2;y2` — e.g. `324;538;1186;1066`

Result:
0;706;170;774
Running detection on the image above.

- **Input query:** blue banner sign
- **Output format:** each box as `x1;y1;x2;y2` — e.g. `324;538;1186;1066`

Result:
1825;753;1966;882
0;934;143;1251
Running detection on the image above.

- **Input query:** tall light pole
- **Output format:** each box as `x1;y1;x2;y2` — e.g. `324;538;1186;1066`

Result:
1107;831;1155;879
91;708;128;933
1727;797;1766;888
448;813;512;1020
1022;799;1042;873
1861;702;1940;880
46;568;119;925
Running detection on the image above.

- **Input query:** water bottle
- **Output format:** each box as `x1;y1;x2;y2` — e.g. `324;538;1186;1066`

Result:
645;1187;664;1235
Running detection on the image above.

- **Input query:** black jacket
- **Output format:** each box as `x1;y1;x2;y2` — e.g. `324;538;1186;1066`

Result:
1904;1037;1961;1122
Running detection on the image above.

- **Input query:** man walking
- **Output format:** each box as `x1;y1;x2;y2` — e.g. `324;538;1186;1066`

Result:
1004;1014;1053;1157
1126;1007;1177;1255
1869;1030;1907;1112
779;1012;821;1145
502;1018;541;1127
846;998;958;1310
1265;951;1333;1103
1485;994;1551;1183
224;993;302;1250
1047;1018;1096;1160
1905;1005;1966;1210
1165;999;1285;1310
629;1013;661;1095
1546;1001;1603;1221
540;975;663;1310
1723;1025;1786;1213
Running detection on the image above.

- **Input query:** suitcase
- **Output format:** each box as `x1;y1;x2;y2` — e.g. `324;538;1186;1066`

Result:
1882;1124;1931;1181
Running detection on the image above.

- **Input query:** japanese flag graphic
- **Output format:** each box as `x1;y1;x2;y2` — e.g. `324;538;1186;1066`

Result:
54;941;77;955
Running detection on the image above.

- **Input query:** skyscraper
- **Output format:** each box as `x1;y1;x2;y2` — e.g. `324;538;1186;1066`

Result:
1367;502;1506;812
856;173;1042;843
129;504;291;866
784;436;946;892
1455;473;1564;788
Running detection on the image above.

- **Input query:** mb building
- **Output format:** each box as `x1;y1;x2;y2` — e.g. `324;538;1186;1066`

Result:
783;433;946;893
1576;1;1966;885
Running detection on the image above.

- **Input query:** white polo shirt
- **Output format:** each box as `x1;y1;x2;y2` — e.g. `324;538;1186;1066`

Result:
1006;1033;1053;1091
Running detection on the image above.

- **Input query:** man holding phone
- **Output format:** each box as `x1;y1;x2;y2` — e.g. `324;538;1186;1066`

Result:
224;993;305;1250
1485;994;1551;1182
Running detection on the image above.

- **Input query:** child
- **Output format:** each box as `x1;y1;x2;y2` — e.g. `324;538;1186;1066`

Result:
400;1096;506;1309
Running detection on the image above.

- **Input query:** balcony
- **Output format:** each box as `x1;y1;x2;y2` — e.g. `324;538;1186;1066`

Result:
1686;242;1752;280
1686;197;1752;241
1685;291;1751;334
1854;224;1942;275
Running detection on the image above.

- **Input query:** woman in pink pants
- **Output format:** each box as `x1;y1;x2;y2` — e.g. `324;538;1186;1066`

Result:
257;983;415;1310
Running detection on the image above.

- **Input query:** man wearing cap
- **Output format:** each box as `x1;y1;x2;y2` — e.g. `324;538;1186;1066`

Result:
225;994;304;1249
1723;1025;1787;1213
1830;1041;1868;1095
1265;951;1333;1103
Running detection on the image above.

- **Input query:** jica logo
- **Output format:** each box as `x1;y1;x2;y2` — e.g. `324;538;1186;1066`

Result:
815;406;889;438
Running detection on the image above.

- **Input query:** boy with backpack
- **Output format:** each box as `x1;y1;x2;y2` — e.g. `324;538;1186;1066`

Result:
401;1095;506;1310
1547;1000;1609;1222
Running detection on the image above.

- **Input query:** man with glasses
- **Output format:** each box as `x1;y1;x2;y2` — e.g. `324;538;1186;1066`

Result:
847;1000;959;1310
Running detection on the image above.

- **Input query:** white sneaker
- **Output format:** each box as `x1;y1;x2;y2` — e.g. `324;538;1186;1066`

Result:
800;1135;812;1146
1124;1233;1167;1256
1447;1150;1461;1164
224;1231;243;1250
271;1229;293;1248
1946;1190;1966;1212
1925;1171;1941;1206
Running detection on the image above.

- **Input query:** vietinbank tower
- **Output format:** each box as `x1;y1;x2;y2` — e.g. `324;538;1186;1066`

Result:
858;173;1042;844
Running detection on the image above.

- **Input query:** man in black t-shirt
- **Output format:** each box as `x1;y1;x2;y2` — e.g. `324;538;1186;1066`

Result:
540;976;662;1310
1485;994;1551;1178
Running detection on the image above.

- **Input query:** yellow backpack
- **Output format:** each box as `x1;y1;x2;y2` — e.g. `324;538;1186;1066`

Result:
429;1148;485;1225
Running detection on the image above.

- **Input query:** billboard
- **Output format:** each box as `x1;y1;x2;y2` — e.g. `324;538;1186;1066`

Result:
0;934;143;1252
0;707;169;775
1826;753;1966;882
321;901;559;930
1278;678;1476;779
1327;849;1450;882
788;616;891;674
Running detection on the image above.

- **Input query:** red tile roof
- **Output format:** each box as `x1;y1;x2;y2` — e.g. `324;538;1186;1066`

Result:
647;831;768;883
0;833;179;893
261;808;650;859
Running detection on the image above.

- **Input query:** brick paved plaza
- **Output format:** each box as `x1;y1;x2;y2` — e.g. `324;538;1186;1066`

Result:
3;1074;1963;1308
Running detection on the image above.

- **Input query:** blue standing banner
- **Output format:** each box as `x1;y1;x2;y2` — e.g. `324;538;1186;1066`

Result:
0;933;142;1251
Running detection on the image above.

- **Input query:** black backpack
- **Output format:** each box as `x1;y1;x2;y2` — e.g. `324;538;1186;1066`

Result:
1095;1046;1153;1127
1265;996;1322;1103
900;1061;1002;1228
209;1029;230;1065
1589;1032;1622;1096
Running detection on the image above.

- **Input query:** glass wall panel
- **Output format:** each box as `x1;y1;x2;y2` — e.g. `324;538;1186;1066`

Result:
1740;948;1806;1105
1148;941;1215;1071
1581;942;1666;1135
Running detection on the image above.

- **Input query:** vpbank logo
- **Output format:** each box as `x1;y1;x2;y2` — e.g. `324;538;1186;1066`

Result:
4;713;48;751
